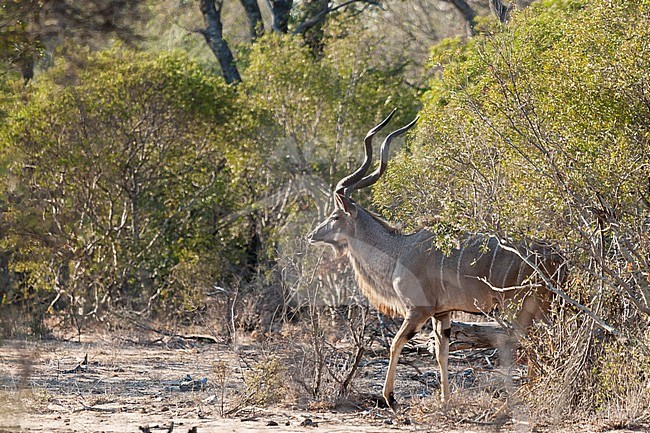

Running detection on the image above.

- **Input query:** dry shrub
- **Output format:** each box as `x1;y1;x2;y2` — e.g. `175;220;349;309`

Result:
409;386;515;429
593;340;650;426
254;305;373;407
522;301;650;428
208;352;295;417
0;303;57;339
241;355;289;407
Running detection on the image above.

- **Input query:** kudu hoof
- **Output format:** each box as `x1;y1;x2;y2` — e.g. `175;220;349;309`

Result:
384;392;400;412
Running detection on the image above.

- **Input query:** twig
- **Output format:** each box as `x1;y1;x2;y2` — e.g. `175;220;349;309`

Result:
338;344;365;397
75;403;118;413
497;241;621;337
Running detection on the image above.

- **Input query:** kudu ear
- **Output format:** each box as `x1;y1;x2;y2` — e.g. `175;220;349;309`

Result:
335;194;358;218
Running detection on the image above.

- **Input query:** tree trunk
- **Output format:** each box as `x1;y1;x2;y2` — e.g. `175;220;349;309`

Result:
489;0;512;23
239;0;264;40
446;0;476;37
20;54;35;84
268;0;293;33
293;0;328;54
199;0;242;84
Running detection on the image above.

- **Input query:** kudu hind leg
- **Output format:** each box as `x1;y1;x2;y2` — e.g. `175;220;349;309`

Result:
382;311;428;410
433;313;451;403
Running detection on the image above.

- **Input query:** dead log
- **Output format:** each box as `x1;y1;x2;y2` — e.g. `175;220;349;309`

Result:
428;321;518;354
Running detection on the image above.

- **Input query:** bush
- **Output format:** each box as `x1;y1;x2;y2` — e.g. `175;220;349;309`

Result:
0;48;254;331
374;0;650;419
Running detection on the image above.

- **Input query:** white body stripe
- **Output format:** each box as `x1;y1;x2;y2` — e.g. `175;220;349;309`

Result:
488;242;499;285
515;255;528;285
456;245;465;288
440;253;447;293
501;256;516;288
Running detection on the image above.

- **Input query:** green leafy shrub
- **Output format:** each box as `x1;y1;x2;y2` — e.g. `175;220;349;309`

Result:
0;48;255;330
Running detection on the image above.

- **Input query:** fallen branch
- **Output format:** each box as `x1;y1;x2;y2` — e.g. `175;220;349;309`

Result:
118;315;222;344
428;321;517;354
75;403;118;413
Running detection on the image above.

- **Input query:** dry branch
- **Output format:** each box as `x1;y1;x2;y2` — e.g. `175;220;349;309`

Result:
121;315;222;344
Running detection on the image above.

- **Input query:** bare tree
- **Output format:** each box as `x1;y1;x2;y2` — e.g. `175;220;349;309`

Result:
489;0;513;23
444;0;516;36
197;0;383;83
0;0;148;82
293;0;381;52
444;0;477;36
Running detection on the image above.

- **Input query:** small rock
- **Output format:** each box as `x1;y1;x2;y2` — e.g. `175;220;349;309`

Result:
266;421;279;426
300;418;318;427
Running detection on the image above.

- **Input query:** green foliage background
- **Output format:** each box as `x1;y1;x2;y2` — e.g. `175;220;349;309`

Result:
1;50;243;318
0;21;418;330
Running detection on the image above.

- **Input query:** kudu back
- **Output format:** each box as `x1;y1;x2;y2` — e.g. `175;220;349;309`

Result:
307;110;565;409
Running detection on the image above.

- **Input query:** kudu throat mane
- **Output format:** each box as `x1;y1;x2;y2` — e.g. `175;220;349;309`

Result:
346;208;405;318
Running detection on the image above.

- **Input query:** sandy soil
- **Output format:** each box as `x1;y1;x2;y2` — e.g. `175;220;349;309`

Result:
0;334;646;433
0;335;415;433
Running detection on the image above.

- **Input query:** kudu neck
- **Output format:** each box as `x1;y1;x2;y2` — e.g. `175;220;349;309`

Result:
347;207;403;255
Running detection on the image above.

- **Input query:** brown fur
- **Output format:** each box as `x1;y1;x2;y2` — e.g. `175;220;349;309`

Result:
365;209;402;235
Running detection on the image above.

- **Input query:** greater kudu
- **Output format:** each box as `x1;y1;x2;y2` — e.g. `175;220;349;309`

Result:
307;110;565;408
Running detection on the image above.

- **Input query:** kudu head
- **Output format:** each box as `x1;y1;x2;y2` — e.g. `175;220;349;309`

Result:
307;110;419;252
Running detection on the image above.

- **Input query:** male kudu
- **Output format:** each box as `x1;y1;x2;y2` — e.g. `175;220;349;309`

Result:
307;110;565;409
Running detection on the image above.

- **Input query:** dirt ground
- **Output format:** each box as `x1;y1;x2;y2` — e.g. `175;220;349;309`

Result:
0;332;647;433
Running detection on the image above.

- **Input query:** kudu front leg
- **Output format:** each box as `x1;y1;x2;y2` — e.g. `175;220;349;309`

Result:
382;311;428;411
433;313;451;403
